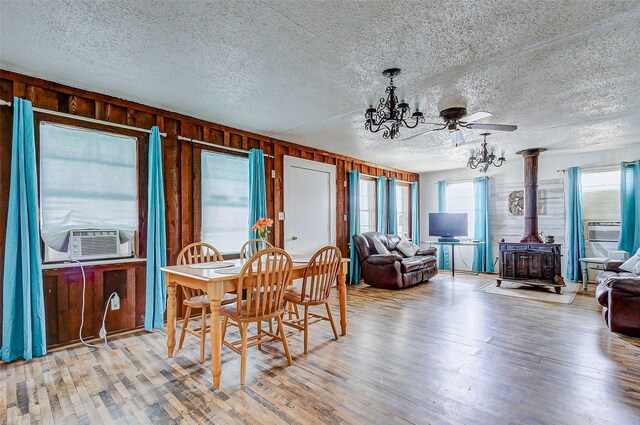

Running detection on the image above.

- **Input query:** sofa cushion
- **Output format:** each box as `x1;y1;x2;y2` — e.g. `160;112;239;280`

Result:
391;249;405;259
400;257;425;273
397;237;419;257
371;237;390;255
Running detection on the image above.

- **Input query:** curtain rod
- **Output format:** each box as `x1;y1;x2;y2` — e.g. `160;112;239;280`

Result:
556;162;635;173
434;178;475;184
359;172;413;184
0;99;167;137
177;135;274;158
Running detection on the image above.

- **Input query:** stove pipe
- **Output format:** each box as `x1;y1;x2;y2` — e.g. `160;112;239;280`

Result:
516;148;547;243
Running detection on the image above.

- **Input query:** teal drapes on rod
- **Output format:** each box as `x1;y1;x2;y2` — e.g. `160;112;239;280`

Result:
472;177;494;273
144;126;167;332
388;178;397;234
566;167;586;280
248;149;267;239
410;182;420;244
1;97;47;362
619;160;640;255
349;170;361;284
376;176;387;233
437;181;450;270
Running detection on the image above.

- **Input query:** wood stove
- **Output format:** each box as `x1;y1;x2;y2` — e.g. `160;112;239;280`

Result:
497;148;565;293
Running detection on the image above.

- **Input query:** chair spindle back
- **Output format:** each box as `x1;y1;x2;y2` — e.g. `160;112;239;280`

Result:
299;246;342;303
236;248;292;318
240;238;274;259
176;242;224;299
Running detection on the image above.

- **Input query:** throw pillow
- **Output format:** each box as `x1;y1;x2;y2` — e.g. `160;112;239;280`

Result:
619;254;640;273
633;261;640;276
397;237;419;257
371;237;390;255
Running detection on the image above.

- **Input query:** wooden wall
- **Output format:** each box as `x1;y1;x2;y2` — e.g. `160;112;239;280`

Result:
0;70;418;348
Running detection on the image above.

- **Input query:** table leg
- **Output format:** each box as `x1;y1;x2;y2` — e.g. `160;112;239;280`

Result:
582;263;588;292
207;283;225;389
166;278;177;358
451;246;455;278
338;271;347;336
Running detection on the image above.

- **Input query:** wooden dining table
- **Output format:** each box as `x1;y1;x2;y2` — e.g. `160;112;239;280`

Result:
160;257;350;388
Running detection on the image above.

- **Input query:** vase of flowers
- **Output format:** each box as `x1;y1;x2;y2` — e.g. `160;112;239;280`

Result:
252;217;274;250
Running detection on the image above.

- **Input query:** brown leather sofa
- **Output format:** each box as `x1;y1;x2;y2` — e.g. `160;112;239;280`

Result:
352;232;438;289
595;260;640;336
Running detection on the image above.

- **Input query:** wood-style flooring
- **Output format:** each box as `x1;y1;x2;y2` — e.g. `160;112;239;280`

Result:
2;273;640;424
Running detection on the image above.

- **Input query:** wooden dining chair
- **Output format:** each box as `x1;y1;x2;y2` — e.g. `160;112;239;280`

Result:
239;238;274;259
221;248;293;385
283;246;341;354
177;242;236;363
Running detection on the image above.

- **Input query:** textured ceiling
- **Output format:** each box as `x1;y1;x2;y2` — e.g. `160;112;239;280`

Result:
2;0;640;172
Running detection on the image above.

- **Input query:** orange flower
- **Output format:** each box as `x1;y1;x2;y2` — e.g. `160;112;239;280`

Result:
252;217;274;231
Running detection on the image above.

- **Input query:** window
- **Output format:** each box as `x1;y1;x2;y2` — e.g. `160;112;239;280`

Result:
39;122;138;255
396;183;410;239
446;181;474;238
359;178;377;233
581;169;620;222
201;151;249;254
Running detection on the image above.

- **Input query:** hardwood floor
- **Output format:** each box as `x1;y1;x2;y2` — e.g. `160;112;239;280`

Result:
2;273;640;424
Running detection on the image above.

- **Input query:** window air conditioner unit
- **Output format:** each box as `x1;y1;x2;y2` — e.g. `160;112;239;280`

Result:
585;221;620;243
69;229;122;261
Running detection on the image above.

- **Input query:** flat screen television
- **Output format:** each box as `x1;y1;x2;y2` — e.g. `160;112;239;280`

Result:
429;213;468;242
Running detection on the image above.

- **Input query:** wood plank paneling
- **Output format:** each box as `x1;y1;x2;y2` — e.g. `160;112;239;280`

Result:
0;70;418;349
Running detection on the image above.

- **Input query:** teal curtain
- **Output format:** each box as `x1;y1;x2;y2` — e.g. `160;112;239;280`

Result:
349;170;361;284
472;177;494;273
388;177;397;234
1;97;47;362
144;127;167;331
248;149;267;239
410;181;420;243
437;181;450;270
619;160;640;255
376;176;387;233
566;167;586;280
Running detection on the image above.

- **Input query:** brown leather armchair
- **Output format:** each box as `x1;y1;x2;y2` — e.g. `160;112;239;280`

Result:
352;232;437;289
595;260;640;336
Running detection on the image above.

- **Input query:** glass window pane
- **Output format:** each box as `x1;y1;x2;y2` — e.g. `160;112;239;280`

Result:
396;184;410;238
446;182;474;238
359;178;377;233
581;169;621;221
201;152;249;254
39;122;138;251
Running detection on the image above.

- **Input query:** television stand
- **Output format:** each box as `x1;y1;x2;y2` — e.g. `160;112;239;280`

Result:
438;237;460;243
428;241;484;277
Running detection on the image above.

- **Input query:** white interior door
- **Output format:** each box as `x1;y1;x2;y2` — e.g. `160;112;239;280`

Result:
283;156;336;256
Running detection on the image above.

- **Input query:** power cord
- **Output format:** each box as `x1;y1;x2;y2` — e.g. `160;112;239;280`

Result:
72;260;119;348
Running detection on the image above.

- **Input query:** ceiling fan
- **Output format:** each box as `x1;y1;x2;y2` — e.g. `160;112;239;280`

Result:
402;105;517;146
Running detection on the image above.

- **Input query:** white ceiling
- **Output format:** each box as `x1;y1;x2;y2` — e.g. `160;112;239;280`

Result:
2;0;640;172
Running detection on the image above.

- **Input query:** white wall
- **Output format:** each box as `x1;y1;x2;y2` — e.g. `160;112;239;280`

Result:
419;145;640;274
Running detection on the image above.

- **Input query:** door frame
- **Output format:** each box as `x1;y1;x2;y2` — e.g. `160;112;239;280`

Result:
283;155;337;250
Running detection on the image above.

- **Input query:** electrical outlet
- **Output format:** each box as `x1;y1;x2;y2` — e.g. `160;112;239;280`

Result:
110;294;120;311
278;212;285;220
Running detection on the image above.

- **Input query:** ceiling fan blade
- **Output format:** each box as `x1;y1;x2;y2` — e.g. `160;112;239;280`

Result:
450;129;465;146
401;128;441;141
463;111;492;123
467;123;518;131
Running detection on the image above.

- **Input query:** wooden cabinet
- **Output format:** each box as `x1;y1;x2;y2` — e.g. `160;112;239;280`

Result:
498;243;564;292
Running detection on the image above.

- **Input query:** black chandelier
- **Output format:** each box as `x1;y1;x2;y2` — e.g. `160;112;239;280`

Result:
467;133;506;173
365;68;425;139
